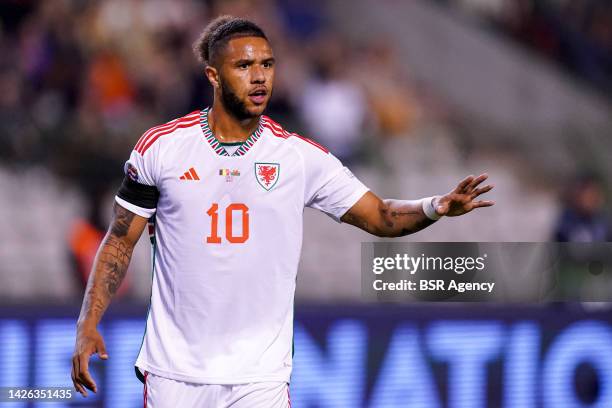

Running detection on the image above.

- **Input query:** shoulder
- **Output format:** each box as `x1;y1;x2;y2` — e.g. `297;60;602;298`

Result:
261;115;329;156
133;110;202;156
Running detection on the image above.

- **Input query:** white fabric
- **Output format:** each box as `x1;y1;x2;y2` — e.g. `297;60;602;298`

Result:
422;196;442;221
144;371;290;408
115;111;368;384
221;144;242;155
115;196;155;218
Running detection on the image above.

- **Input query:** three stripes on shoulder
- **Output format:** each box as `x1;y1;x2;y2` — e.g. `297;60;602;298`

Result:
135;111;200;155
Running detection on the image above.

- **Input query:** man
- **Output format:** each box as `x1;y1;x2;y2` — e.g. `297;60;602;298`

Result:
554;173;612;242
71;16;494;407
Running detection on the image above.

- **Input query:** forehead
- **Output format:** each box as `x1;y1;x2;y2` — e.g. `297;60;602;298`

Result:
222;36;273;61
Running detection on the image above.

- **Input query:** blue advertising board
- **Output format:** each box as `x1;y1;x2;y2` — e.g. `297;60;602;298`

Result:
1;304;611;407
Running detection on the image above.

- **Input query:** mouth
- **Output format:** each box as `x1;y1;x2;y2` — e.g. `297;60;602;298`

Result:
248;88;268;105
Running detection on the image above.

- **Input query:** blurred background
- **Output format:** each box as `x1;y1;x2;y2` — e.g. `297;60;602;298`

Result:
0;0;611;407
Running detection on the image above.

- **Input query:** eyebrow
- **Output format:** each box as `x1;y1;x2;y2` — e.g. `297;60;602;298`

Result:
234;57;275;65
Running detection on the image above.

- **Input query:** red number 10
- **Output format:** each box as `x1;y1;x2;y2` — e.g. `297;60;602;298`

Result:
206;203;249;244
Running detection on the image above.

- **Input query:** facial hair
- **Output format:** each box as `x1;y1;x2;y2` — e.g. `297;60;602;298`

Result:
220;77;255;121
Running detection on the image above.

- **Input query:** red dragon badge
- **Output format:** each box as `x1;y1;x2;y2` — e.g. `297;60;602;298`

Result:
255;163;280;191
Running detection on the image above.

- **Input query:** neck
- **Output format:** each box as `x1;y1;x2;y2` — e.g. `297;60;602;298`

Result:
208;99;260;143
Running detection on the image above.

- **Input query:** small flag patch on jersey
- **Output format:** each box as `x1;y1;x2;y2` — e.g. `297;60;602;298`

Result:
219;168;241;182
255;162;280;191
179;167;200;180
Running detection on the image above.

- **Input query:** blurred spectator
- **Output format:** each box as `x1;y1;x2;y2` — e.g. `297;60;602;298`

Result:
440;0;612;97
87;50;135;115
351;41;423;138
554;173;612;242
278;0;326;39
298;34;367;163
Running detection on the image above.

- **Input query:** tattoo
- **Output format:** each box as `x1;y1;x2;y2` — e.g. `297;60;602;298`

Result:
343;200;429;237
342;212;371;232
380;201;434;237
81;291;105;322
78;204;137;328
111;203;135;237
99;236;131;296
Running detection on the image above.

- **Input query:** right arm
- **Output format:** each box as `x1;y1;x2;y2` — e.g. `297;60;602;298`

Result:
341;174;494;237
71;203;147;396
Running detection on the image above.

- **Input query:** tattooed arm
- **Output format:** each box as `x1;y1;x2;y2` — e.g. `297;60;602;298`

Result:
341;192;436;237
71;203;148;396
341;174;495;237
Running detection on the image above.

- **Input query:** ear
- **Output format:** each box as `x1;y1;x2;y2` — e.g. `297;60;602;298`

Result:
205;65;220;89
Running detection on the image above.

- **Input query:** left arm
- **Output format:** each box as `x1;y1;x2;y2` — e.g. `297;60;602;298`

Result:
341;174;494;237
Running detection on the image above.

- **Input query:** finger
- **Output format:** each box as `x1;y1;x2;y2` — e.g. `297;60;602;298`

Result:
74;378;87;397
78;353;97;393
73;357;87;396
71;359;83;394
471;184;493;198
467;174;488;191
71;357;77;385
472;200;495;208
435;201;449;216
455;175;474;193
75;382;86;396
97;339;109;360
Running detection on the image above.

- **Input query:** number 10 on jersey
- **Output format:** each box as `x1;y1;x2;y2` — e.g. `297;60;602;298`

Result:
206;203;250;244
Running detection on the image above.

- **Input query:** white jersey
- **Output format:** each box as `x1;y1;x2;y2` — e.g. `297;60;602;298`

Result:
116;108;368;384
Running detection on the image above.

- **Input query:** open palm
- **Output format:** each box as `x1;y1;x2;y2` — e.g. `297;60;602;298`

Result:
434;174;495;217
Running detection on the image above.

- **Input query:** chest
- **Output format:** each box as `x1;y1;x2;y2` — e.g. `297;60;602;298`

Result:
157;139;304;216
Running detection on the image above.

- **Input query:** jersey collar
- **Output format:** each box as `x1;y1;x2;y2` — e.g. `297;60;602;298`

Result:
200;108;264;157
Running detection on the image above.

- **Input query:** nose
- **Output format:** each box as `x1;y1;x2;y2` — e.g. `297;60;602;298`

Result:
251;65;265;84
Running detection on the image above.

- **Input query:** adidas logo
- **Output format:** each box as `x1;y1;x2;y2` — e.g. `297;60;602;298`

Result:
179;167;200;181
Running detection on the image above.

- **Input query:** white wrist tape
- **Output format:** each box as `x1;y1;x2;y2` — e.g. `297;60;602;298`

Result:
422;196;442;221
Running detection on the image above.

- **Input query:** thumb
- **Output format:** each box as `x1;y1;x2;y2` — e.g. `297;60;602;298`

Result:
435;200;449;216
97;339;109;360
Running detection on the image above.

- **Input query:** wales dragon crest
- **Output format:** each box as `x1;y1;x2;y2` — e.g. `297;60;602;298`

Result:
255;163;280;191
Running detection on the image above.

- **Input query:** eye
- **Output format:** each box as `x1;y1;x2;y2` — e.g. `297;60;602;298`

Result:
239;63;249;69
263;61;274;68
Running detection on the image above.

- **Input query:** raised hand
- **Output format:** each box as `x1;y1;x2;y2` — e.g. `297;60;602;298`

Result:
434;174;494;217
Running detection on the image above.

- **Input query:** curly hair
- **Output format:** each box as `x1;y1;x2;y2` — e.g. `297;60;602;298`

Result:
193;15;268;67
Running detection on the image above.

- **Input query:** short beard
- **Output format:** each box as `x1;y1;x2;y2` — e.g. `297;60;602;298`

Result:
220;78;256;121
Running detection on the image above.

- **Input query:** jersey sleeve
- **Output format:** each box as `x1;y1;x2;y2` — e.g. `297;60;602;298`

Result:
114;146;161;218
303;144;369;222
